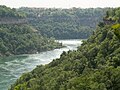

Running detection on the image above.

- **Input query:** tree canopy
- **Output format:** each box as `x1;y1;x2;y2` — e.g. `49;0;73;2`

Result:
10;7;120;90
0;6;62;56
0;5;26;18
19;7;107;39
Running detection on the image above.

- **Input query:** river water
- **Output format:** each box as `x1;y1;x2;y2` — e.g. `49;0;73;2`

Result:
0;39;83;90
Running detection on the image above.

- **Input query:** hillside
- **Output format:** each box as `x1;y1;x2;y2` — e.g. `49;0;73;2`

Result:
0;5;27;24
18;7;106;39
0;6;62;56
0;5;26;18
10;8;120;90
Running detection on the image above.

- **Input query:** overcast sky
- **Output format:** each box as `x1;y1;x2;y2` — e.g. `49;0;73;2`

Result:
0;0;120;8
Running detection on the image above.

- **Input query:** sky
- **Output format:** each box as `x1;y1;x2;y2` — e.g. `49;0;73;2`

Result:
0;0;120;8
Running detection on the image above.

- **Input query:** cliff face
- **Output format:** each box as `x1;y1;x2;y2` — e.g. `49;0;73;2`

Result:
0;5;27;25
0;6;62;56
9;8;120;90
19;7;106;39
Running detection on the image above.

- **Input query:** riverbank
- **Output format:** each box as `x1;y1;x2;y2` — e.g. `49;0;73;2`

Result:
0;39;82;90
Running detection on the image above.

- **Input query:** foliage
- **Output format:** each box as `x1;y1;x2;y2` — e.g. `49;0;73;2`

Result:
0;5;26;18
111;24;120;39
105;7;120;23
18;7;106;39
10;8;120;90
0;6;62;56
0;24;62;56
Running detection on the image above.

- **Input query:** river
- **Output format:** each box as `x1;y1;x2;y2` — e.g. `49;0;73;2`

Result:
0;39;83;90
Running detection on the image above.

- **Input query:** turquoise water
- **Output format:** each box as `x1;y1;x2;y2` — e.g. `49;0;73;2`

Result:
0;39;82;90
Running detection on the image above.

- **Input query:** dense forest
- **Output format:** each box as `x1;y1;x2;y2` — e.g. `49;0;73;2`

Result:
18;7;106;39
0;5;26;18
10;8;120;90
0;6;62;56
